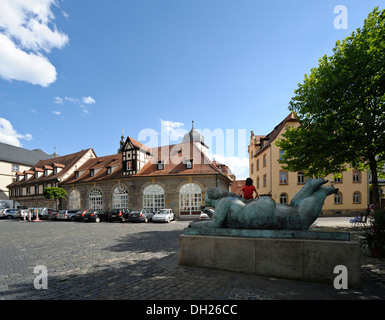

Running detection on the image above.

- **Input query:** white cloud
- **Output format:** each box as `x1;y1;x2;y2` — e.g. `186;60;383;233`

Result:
52;110;61;115
0;117;33;147
0;0;68;87
54;97;63;104
211;154;249;180
55;96;96;114
160;119;186;141
0;34;57;87
82;96;96;105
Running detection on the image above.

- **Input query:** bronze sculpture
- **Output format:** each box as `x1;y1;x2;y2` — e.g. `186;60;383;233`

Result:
189;178;338;230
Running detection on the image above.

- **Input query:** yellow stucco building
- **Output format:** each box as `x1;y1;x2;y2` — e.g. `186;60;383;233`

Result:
248;113;369;216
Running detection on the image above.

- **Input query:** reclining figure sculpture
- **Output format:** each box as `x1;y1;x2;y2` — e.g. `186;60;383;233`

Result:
189;178;338;230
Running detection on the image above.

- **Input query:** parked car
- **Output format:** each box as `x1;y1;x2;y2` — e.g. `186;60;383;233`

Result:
199;207;214;220
0;208;18;219
49;211;59;220
108;209;131;222
129;209;154;223
57;210;79;221
152;209;174;223
83;210;108;223
73;209;88;221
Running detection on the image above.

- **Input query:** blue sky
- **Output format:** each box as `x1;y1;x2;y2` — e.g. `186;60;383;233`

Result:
0;0;383;179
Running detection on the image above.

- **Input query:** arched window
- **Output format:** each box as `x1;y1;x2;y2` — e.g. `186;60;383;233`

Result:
280;193;288;205
112;186;128;209
68;189;81;209
89;188;103;210
179;183;202;215
143;184;165;212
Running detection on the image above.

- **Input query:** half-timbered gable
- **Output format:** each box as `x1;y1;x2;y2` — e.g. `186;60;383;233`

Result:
122;137;151;176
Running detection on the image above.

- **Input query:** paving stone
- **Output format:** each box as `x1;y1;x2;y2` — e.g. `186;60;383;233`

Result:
0;219;384;300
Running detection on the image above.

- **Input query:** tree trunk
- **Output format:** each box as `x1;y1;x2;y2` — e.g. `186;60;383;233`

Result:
369;158;381;210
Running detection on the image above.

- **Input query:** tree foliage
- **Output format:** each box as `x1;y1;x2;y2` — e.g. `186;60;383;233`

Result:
43;187;68;201
276;7;385;208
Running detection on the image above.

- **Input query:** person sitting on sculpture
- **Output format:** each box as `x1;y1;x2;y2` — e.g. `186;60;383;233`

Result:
190;178;338;230
240;178;258;201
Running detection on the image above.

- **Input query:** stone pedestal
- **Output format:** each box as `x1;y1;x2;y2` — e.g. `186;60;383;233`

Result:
178;229;361;288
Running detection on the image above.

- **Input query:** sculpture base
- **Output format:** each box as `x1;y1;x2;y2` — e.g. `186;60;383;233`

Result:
183;226;350;241
178;233;361;288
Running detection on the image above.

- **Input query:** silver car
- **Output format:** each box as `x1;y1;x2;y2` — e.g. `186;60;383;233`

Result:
152;209;174;223
129;209;154;223
0;209;18;219
57;210;79;221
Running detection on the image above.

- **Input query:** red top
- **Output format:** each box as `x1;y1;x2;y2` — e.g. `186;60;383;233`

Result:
242;185;257;200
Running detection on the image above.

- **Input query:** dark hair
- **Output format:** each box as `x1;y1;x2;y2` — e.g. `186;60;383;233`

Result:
245;178;253;186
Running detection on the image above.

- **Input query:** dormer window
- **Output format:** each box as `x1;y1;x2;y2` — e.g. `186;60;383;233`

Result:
75;171;79;179
43;165;53;176
34;172;39;179
90;169;95;177
106;167;112;175
53;167;58;175
186;160;193;169
157;161;164;170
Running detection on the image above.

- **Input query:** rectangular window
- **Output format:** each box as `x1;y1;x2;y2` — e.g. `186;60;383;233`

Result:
298;172;305;184
334;174;342;183
353;192;361;204
353;171;361;183
157;161;164;170
263;174;267;188
90;169;95;177
186;160;193;169
12;164;19;172
106;167;111;175
280;171;288;184
334;193;342;204
263;154;267;167
127;161;133;171
279;150;285;161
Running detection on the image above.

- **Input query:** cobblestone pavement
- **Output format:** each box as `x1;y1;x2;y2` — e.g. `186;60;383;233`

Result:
0;219;384;301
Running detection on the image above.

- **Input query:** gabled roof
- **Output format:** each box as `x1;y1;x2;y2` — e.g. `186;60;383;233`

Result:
63;154;123;184
137;142;227;178
0;142;58;166
254;112;297;158
7;148;95;188
123;136;151;154
62;141;232;184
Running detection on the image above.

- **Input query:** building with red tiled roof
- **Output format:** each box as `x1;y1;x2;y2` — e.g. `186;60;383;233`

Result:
8;125;235;217
8;149;97;208
60;127;234;217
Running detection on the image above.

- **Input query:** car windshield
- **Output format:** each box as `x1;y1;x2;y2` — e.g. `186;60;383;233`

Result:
58;210;66;214
157;209;169;214
131;210;140;214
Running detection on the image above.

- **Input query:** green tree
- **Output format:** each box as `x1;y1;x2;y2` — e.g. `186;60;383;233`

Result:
43;187;68;210
276;7;385;209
